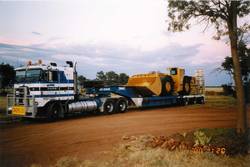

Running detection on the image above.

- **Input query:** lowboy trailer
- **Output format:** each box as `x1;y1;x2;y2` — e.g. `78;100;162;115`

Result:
6;60;205;120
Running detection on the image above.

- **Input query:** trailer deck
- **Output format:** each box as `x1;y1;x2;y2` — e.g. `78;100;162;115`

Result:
89;86;205;108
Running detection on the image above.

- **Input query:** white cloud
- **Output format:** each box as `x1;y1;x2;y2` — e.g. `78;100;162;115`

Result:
0;0;237;85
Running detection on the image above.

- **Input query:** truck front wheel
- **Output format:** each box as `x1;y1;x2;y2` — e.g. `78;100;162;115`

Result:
47;103;60;121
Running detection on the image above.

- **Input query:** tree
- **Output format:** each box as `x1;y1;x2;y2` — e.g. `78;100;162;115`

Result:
118;73;129;85
168;0;250;134
105;71;119;85
96;71;129;86
0;63;15;88
78;75;87;86
221;56;234;77
96;71;106;81
221;41;250;83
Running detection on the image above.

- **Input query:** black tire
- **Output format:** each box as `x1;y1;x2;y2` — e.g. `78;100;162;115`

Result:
103;100;115;115
160;76;174;96
193;98;197;104
116;98;128;113
197;97;205;104
47;103;60;121
183;76;191;95
201;98;205;104
183;98;189;106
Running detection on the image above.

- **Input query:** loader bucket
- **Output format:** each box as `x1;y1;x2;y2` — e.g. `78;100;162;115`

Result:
126;73;164;96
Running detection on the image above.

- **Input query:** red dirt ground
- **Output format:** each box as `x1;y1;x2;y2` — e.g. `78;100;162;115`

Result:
1;105;250;167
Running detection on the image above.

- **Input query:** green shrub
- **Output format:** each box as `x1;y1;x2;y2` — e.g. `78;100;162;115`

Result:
193;130;212;146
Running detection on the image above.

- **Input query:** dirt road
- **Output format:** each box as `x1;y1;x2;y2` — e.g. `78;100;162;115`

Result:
1;105;250;167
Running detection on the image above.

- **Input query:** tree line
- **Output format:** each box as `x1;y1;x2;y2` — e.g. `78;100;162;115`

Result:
0;63;15;89
78;71;129;86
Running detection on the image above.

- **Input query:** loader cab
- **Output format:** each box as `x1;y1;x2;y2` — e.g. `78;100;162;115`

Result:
170;68;177;75
167;68;185;76
166;68;185;93
166;68;184;77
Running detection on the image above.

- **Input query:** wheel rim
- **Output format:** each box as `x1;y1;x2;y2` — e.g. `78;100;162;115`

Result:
48;105;59;120
119;101;126;112
165;82;171;93
185;99;188;105
105;102;114;113
52;107;58;118
184;83;190;92
54;108;58;115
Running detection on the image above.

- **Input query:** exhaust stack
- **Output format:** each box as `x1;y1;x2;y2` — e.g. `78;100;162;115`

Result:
73;62;79;100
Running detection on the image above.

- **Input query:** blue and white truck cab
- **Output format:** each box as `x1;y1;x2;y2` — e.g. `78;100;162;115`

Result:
7;61;96;119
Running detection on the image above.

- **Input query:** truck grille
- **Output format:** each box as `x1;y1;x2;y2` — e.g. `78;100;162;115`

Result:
15;87;29;105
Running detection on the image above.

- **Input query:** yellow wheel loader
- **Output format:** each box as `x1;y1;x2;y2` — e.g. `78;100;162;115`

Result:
126;67;200;96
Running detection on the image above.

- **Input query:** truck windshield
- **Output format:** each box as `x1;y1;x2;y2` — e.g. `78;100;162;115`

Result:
16;69;44;83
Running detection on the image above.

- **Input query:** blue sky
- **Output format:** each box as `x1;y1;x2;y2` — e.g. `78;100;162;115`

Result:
0;0;242;86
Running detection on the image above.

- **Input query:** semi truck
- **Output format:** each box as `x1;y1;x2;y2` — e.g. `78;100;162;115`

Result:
6;60;205;120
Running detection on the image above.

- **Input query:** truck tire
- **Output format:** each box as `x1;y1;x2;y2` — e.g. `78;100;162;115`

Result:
103;99;115;115
160;76;174;96
181;98;189;106
47;103;60;121
116;98;128;113
183;76;191;95
197;97;205;104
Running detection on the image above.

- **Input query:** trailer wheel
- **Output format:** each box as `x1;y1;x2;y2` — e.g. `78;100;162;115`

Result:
116;98;128;113
182;98;189;106
103;100;115;114
197;97;205;104
193;98;197;104
189;98;195;105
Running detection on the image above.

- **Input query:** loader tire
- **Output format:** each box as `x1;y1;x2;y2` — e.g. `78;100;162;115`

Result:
160;76;174;96
183;76;191;95
103;99;115;115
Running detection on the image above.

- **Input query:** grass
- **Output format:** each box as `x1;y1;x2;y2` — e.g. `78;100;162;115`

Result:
0;96;7;114
0;96;20;122
184;95;237;109
199;128;234;138
31;135;250;167
204;95;237;108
